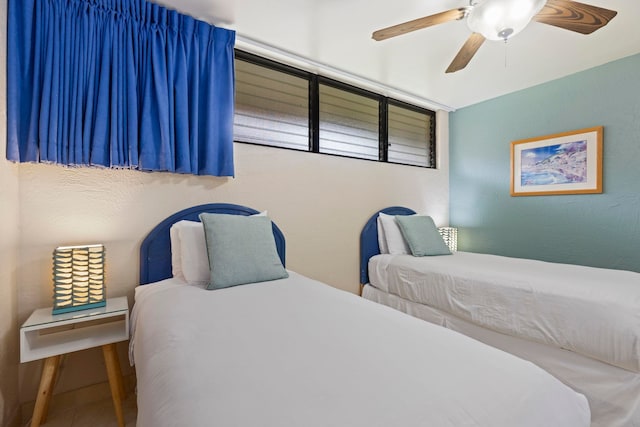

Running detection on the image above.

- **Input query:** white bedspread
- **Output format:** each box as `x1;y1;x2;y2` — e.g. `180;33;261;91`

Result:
131;272;589;427
368;252;640;372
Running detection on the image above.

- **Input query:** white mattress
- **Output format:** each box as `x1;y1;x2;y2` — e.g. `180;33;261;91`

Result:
368;252;640;373
363;284;640;427
130;272;590;427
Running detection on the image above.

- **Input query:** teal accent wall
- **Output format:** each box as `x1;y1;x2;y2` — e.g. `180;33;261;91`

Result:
450;53;640;272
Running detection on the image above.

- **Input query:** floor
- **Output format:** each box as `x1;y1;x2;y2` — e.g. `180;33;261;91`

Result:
22;390;137;427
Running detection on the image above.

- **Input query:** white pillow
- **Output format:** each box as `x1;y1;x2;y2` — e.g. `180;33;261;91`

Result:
170;224;185;280
169;220;209;285
376;216;389;254
170;212;268;285
378;212;412;255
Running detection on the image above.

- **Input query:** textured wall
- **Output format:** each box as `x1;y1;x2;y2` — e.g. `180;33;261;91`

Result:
16;111;449;401
0;0;21;424
450;54;640;272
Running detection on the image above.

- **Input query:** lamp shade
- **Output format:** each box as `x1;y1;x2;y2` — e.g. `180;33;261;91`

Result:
52;244;106;314
438;227;458;252
467;0;546;41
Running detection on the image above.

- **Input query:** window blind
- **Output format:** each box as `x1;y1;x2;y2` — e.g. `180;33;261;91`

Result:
234;60;309;150
388;104;433;167
318;84;379;160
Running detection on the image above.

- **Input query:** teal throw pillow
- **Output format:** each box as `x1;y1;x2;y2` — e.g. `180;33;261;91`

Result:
395;215;451;257
199;213;289;289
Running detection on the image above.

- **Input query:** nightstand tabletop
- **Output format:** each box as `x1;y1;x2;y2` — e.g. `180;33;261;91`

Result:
20;296;129;364
22;296;128;329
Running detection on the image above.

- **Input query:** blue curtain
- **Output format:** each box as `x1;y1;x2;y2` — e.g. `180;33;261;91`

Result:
7;0;236;177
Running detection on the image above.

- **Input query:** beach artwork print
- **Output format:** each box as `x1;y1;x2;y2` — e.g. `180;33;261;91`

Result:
520;140;587;186
510;127;602;196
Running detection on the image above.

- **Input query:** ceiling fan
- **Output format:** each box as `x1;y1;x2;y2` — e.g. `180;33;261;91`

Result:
372;0;617;73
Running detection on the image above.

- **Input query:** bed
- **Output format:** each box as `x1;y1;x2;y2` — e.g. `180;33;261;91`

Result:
130;203;590;427
360;206;640;427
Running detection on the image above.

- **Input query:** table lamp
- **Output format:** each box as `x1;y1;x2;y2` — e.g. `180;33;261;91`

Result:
438;227;458;252
52;244;106;314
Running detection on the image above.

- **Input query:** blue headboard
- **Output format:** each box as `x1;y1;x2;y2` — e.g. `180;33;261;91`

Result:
139;203;286;285
360;206;416;285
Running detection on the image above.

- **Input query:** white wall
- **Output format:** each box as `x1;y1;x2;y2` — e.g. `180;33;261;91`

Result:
0;0;21;424
16;110;449;401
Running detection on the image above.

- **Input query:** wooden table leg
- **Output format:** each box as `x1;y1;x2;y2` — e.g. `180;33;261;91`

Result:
31;355;61;427
102;343;125;427
40;354;63;424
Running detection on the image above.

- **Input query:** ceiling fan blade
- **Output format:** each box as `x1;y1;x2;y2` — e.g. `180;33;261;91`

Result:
446;33;486;73
534;0;617;35
372;8;466;41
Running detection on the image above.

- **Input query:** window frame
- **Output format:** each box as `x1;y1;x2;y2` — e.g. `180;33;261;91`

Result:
387;98;437;169
234;50;437;169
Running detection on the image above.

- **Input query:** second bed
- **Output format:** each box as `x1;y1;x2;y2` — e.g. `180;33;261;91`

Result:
360;206;640;427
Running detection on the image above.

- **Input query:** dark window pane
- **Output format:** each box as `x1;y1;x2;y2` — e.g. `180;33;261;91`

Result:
234;60;309;150
319;84;379;160
388;104;433;167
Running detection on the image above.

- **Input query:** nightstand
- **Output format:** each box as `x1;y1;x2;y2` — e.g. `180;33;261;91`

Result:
20;296;129;427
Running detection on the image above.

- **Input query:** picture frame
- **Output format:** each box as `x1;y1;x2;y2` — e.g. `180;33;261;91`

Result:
510;126;603;196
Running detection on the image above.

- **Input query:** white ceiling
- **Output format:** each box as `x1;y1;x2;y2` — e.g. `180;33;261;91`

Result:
152;0;640;110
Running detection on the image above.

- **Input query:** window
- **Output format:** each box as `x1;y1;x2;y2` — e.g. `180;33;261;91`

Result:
234;58;309;151
319;82;379;160
233;50;436;168
388;102;434;167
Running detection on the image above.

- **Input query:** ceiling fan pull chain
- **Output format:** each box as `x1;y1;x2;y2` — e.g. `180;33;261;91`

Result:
504;39;508;69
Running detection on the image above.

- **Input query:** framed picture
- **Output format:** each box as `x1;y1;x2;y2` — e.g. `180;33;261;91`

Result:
510;126;603;196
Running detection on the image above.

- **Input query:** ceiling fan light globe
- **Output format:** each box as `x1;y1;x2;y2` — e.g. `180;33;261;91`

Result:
467;0;546;41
